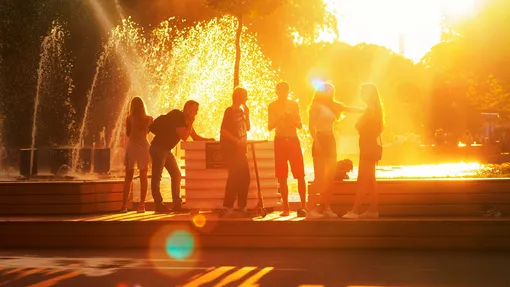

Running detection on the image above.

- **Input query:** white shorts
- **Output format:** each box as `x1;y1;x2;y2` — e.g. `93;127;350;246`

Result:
125;142;150;170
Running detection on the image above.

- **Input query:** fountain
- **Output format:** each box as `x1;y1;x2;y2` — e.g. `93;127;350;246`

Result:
23;21;76;178
0;15;285;214
0;12;508;215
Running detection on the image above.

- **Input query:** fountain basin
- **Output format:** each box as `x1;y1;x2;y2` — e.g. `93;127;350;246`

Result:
18;147;111;176
19;148;38;177
0;180;123;215
308;178;510;217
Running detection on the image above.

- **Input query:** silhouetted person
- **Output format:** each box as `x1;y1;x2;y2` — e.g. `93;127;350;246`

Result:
343;83;385;219
461;130;474;146
434;129;446;146
120;97;153;213
220;87;251;217
268;82;307;217
308;82;363;219
149;100;214;214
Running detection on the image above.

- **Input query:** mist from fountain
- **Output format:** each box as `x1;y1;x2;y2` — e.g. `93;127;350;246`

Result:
72;44;110;171
12;15;295;180
29;21;75;177
75;16;284;172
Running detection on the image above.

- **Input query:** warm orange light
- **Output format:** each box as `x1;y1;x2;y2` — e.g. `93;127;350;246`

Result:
318;0;480;61
192;214;207;228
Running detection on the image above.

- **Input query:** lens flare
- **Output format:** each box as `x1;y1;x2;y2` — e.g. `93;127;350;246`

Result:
312;78;325;91
166;230;195;260
192;214;207;228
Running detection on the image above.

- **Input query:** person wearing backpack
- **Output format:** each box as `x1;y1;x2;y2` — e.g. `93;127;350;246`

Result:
149;100;214;214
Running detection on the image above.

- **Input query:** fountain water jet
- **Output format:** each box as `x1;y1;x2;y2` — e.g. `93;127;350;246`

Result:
72;44;111;172
29;21;74;177
104;16;281;171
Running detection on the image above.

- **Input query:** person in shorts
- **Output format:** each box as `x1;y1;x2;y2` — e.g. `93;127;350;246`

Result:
120;97;153;213
268;82;307;217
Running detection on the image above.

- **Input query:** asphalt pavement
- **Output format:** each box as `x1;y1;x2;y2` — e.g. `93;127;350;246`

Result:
1;248;510;287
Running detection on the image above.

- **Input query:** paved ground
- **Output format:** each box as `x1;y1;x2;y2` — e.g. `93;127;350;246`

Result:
1;248;510;286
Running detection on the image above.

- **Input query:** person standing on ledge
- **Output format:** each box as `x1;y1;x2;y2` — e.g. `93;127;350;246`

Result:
149;100;214;214
220;87;251;217
268;81;307;217
308;82;364;219
120;97;153;213
343;82;385;219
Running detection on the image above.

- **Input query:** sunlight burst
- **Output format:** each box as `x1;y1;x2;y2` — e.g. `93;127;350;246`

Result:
321;0;480;62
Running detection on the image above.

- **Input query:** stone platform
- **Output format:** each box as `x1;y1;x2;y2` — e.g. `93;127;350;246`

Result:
0;180;124;214
1;177;510;217
309;178;510;217
1;212;510;250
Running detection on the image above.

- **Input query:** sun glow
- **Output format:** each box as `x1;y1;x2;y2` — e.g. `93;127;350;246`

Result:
321;0;479;62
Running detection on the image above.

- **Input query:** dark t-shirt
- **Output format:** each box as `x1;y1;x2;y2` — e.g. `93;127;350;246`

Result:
149;109;186;150
220;107;247;156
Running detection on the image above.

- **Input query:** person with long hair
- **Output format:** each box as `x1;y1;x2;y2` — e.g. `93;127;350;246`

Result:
308;82;363;219
343;82;385;219
220;87;251;217
120;96;153;213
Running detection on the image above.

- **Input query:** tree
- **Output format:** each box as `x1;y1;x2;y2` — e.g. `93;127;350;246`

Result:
204;0;285;88
467;74;510;120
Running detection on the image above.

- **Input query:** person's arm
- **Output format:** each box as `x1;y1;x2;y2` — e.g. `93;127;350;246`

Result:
176;125;193;141
268;104;278;131
146;116;153;134
175;112;193;141
221;129;239;142
243;104;251;132
126;117;131;137
308;106;317;142
190;127;215;141
343;105;365;113
292;102;303;129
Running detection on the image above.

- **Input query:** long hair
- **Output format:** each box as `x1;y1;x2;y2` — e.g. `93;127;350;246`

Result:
311;82;335;106
309;82;343;118
129;97;147;119
360;82;385;130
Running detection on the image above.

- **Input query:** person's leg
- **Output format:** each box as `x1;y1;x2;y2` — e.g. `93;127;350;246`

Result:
289;139;307;211
237;153;251;211
278;177;290;215
343;159;370;218
309;156;323;208
165;151;183;211
307;155;325;218
322;156;338;217
274;139;290;215
351;169;365;214
137;168;148;213
297;177;307;210
221;154;240;215
149;145;167;211
121;168;135;212
365;161;378;213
